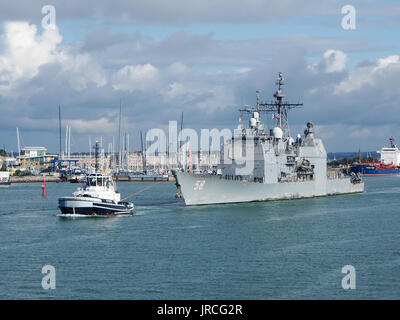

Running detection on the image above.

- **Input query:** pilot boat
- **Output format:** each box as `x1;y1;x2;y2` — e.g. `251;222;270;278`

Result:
58;141;134;216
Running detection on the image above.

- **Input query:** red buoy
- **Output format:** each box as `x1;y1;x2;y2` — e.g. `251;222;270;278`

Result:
41;178;46;197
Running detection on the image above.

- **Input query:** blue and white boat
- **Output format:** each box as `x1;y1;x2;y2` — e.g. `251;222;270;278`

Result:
58;141;134;216
58;173;134;216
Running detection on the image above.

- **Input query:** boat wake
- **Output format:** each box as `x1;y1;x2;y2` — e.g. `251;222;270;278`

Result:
56;213;131;218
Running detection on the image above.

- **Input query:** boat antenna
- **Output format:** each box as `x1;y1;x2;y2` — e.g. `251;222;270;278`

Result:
94;140;100;173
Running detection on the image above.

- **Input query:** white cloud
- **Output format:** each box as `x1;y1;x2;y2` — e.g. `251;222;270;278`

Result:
66;118;116;134
323;49;347;73
334;55;400;94
195;85;235;111
163;81;235;111
111;64;160;92
308;49;347;74
0;21;107;97
111;62;236;111
167;62;189;76
0;21;61;96
165;82;185;98
58;52;107;91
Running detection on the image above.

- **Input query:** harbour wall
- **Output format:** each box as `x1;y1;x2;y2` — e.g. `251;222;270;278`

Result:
10;176;61;183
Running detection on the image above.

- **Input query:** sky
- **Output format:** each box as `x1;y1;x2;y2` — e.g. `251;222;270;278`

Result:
1;0;400;153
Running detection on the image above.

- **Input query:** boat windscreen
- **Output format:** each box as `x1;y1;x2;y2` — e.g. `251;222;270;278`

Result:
88;177;97;186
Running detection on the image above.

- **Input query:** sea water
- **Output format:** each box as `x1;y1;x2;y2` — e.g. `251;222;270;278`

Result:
0;177;399;299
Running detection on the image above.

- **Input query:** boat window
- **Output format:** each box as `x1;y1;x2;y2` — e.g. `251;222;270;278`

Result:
97;178;103;186
88;177;97;186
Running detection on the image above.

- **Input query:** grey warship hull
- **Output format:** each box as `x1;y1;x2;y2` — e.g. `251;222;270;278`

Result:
172;72;365;206
174;171;364;206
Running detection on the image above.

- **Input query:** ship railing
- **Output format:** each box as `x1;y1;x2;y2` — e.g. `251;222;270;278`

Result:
219;174;264;183
327;170;348;180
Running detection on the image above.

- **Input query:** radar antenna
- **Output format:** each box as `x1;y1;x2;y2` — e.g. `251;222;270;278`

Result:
239;72;303;138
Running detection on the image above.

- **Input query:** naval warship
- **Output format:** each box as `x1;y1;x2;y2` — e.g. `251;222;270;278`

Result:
173;72;364;205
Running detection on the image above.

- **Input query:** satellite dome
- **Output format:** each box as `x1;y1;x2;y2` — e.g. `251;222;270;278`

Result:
273;127;283;139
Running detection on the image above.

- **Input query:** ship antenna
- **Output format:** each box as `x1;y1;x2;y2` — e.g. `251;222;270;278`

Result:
238;72;303;138
273;72;285;128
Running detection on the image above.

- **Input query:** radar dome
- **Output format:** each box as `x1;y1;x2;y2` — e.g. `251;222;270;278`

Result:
273;127;283;139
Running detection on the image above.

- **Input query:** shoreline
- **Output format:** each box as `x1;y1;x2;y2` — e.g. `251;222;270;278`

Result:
10;176;61;183
9;175;176;183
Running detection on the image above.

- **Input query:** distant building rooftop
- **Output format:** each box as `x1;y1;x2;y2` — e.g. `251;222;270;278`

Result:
20;147;48;159
22;147;47;151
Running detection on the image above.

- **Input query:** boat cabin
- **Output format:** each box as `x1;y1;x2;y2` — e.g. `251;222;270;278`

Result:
85;173;115;189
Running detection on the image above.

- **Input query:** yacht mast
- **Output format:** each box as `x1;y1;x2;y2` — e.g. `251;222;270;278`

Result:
140;131;147;174
16;127;21;158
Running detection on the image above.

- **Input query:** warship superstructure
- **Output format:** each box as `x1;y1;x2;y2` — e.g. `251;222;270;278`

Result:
173;73;364;205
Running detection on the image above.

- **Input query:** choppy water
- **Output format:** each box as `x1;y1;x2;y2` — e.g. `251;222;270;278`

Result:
0;177;399;299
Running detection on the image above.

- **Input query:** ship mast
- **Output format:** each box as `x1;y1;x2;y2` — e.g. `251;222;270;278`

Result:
239;72;303;138
274;73;284;128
